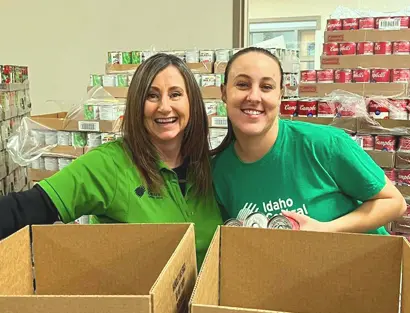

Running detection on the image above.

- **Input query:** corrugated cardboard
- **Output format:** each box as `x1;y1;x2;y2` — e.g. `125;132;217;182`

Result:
28;168;57;181
190;226;408;313
291;116;357;132
321;55;410;69
357;117;410;134
105;63;214;75
0;223;197;313
396;152;410;169
325;29;410;42
366;150;395;168
214;62;227;74
299;83;408;97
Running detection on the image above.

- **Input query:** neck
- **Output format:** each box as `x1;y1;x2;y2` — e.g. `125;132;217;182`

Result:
234;118;280;163
154;138;183;169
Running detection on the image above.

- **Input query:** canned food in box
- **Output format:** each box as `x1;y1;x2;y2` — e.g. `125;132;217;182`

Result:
215;49;231;62
87;133;102;147
267;215;299;230
244;212;268;228
117;74;128;87
374;42;392;55
357;42;374;55
393;41;410;55
199;50;215;62
342;18;359;30
142;51;155;62
397;169;410;186
44;131;58;145
32;130;46;146
185;50;200;63
368;99;390;119
371;68;391;83
90;74;102;87
399;136;410;153
297;99;317;117
326;19;342;31
71;132;87;147
280;100;298;116
44;157;58;171
353;69;371;83
374;135;396;151
356;134;374;150
100;105;119;121
389;99;408;120
300;70;317;83
173;50;186;61
31;157;42;170
339;42;356;55
323;43;339;56
102;75;118;87
122;52;132;64
224;218;243;227
336;101;357;117
384;168;396;185
215;74;224;87
318;99;336;117
108;51;122;64
131;51;142;64
317;69;334;83
392;68;410;83
376;16;409;29
201;74;216;87
57;131;71;146
335;69;352;83
84;104;99;120
359;17;375;29
58;158;72;170
101;133;117;144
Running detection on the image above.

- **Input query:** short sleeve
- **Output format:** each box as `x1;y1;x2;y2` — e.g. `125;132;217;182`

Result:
328;132;386;202
38;146;118;223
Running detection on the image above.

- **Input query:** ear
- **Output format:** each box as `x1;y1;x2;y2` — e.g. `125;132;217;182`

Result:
221;84;227;103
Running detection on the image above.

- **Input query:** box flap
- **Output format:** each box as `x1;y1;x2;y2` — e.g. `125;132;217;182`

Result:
150;224;197;313
0;226;33;295
190;227;221;312
191;304;286;313
220;227;402;313
32;224;189;296
403;239;410;313
0;295;151;313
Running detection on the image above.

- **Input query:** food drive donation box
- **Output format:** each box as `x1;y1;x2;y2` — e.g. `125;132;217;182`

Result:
190;226;410;313
0;223;197;313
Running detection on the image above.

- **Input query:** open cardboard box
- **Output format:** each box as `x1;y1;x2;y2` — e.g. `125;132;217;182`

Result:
190;226;410;313
0;223;197;313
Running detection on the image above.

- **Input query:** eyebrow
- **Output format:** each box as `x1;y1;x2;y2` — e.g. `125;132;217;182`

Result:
235;73;275;81
149;85;184;91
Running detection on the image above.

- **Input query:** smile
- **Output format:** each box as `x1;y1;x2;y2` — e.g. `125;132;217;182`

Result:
241;109;264;116
154;117;178;124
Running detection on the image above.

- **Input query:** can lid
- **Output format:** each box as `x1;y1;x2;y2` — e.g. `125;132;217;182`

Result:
224;218;243;227
244;213;268;228
267;215;293;230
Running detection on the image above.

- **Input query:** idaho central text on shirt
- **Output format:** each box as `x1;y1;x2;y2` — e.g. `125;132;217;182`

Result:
236;197;309;220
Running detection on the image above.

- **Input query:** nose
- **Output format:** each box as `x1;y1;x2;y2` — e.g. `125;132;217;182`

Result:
247;86;262;103
157;96;172;114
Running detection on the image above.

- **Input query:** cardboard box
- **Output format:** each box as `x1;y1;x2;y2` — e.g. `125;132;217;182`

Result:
325;29;410;43
357;117;410;135
321;55;410;69
396;152;410;169
28;168;58;181
190;226;410;313
0;223;197;313
291;116;357;132
105;63;140;74
209;128;228;150
299;83;408;98
214;62;227;74
366;150;395;168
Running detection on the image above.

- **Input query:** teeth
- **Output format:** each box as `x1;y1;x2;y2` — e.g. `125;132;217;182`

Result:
243;110;262;115
156;118;177;123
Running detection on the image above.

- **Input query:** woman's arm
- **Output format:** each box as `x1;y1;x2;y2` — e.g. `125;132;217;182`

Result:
0;184;60;240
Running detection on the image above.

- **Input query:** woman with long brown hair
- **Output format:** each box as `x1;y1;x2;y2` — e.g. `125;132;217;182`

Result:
0;53;222;267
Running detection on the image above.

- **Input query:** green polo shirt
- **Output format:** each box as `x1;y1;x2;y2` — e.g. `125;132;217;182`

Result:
38;140;222;267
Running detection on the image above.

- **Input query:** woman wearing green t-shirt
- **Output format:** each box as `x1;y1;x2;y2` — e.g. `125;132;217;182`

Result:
211;47;406;234
0;53;222;267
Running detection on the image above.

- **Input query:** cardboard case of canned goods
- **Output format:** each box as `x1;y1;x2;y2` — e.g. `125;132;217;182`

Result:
0;223;197;313
190;226;410;313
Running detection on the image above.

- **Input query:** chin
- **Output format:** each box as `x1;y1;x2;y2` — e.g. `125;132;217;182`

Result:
153;131;183;143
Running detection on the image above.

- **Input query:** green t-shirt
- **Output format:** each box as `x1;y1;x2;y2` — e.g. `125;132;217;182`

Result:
212;119;389;235
39;140;222;267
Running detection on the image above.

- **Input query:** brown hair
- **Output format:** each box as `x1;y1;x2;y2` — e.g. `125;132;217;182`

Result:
211;47;284;156
122;53;212;196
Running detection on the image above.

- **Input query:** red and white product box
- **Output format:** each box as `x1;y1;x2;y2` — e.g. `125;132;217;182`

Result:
297;99;317;117
399;136;410;153
384;168;396;185
339;42;356;55
371;68;391;83
393;41;410;55
357;42;374;55
335;69;352;83
353;69;371;83
397;169;410;186
389;99;408;120
336;101;357;117
317;99;336;117
376;16;410;29
326;19;342;31
317;69;334;83
342;18;359;30
300;70;317;83
359;17;375;29
280;100;298;116
368;99;390;119
392;68;410;83
323;43;339;56
374;135;396;152
374;42;392;55
356;134;374;150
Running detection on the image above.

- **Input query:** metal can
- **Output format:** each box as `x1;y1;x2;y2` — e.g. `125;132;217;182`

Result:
326;19;342;31
323;43;339;56
215;74;224;87
57;131;71;146
101;133;117;144
215;49;231;62
267;215;300;230
399;136;410;153
392;68;410;83
107;51;122;64
121;52;132;65
384;169;397;185
339;42;357;55
393;16;410;28
116;74;128;87
359;17;375;29
371;68;391;83
44;131;58;146
84;103;99;120
353;69;371;83
90;74;102;87
102;75;118;87
336;101;357;117
243;212;268;228
200;74;216;87
199;50;215;63
318;99;336;117
32;130;46;146
99;104;118;121
224;218;243;227
317;69;334;83
58;158;72;170
374;135;396;152
374;42;392;55
356;134;374;150
141;51;154;63
71;132;87;147
397;169;410;186
389;99;408;120
297;99;318;117
393;41;410;55
357;41;374;55
280;100;298;116
87;133;102;147
300;70;317;83
342;18;359;30
44;157;58;171
335;69;352;83
368;99;390;119
185;50;200;63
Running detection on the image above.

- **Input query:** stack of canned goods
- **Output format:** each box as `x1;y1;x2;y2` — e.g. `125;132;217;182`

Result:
194;73;225;87
0;65;29;84
90;73;132;88
84;102;126;121
224;212;300;230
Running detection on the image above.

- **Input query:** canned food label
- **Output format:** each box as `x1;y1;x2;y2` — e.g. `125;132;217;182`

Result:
90;75;102;87
71;132;87;147
84;104;99;120
87;133;102;147
201;74;216;87
108;52;122;64
199;50;214;62
57;131;71;146
122;52;132;64
215;74;224;87
378;18;401;30
78;121;100;132
101;133;117;144
131;51;142;64
211;117;228;128
102;75;118;87
117;74;128;87
215;49;231;62
185;50;200;63
204;101;217;115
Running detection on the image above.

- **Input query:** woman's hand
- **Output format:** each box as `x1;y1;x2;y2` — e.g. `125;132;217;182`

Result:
281;210;331;232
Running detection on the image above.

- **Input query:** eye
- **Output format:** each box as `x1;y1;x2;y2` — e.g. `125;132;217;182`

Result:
147;93;159;100
170;92;182;98
262;85;273;90
235;81;249;89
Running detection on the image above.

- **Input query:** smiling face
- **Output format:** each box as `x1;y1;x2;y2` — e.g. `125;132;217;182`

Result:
222;52;283;138
144;65;190;145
